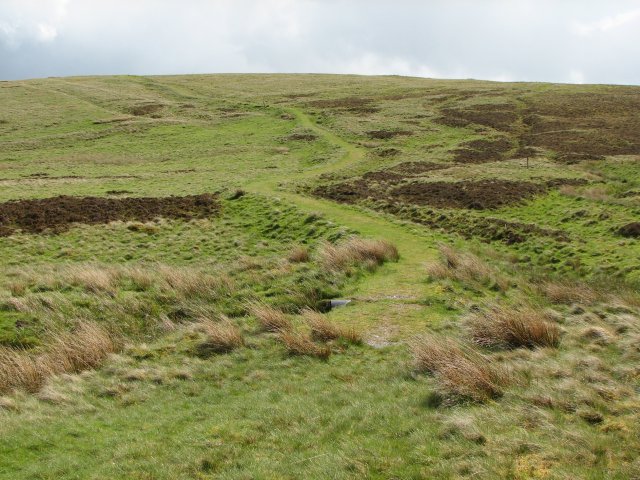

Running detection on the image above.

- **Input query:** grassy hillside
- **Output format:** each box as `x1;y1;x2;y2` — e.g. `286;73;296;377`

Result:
1;74;639;479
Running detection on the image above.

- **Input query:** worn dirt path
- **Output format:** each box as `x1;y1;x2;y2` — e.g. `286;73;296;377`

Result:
246;108;441;333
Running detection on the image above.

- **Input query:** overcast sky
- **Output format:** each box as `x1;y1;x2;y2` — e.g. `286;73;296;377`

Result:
1;0;639;84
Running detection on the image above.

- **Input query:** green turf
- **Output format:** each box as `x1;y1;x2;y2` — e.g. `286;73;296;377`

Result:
1;74;639;479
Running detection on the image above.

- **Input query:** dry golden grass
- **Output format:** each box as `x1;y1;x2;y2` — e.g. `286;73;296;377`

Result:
6;263;235;300
278;331;331;359
0;348;42;394
248;302;292;332
427;244;509;292
119;265;155;291
67;265;118;295
0;322;116;394
45;322;117;374
468;305;561;349
7;280;28;296
302;309;362;344
155;264;234;299
287;245;310;263
580;326;614;346
195;316;244;355
303;308;340;340
410;334;509;403
538;280;599;305
318;237;399;272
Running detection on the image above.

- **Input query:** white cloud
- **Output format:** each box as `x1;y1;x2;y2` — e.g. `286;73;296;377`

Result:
333;53;441;78
572;8;640;35
569;69;586;84
36;23;58;42
0;0;68;48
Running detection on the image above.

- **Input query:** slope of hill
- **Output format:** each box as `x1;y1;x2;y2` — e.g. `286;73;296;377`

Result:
1;74;639;479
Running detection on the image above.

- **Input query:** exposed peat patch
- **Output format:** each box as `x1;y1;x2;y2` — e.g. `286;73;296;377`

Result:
0;193;220;236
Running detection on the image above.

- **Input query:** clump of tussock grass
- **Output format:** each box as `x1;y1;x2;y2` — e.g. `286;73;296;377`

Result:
287;245;310;263
7;280;28;297
580;326;614;346
302;308;361;344
537;279;599;305
154;264;234;299
248;302;292;332
8;263;235;300
194;316;244;356
427;244;509;292
410;334;509;403
438;416;486;444
318;237;398;272
278;331;331;359
0;348;42;394
0;322;116;394
66;265;118;295
45;322;117;374
468;304;561;349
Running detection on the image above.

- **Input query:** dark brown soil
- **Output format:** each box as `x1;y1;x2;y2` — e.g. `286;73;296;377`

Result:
436;104;518;132
433;88;640;161
376;148;401;157
307;97;378;114
93;117;130;125
0;193;220;236
452;137;513;163
314;178;545;211
359;162;448;183
388;161;448;175
130;104;163;116
286;133;318;141
367;130;413;140
544;178;590;188
522;90;640;157
313;179;374;204
105;190;134;195
618;222;640;238
554;153;605;164
361;171;406;183
391;180;545;210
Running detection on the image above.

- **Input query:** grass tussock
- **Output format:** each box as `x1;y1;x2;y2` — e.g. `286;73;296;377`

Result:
8;263;235;300
302;309;362;344
46;322;117;373
427;244;509;292
538;280;599;305
287;245;310;263
195;317;244;355
410;334;509;403
0;322;115;394
248;302;292;332
468;304;561;349
278;331;331;359
154;264;234;299
67;265;118;295
319;237;399;272
0;349;42;394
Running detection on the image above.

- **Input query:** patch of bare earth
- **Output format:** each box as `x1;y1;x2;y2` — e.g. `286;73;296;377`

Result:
0;193;220;236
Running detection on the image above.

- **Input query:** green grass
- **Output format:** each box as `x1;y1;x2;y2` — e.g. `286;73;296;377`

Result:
1;74;640;479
